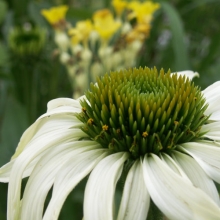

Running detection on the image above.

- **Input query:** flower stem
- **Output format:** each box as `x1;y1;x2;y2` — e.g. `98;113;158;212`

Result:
147;200;164;220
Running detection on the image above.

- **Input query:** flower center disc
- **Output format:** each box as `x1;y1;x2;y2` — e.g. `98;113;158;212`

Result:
77;67;208;158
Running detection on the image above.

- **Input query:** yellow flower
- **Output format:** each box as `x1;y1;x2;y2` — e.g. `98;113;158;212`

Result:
93;9;121;42
127;1;160;24
70;34;81;46
41;5;68;26
126;23;151;42
69;20;93;46
112;0;127;17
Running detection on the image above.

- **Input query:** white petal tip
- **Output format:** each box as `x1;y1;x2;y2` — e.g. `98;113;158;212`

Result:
171;70;200;80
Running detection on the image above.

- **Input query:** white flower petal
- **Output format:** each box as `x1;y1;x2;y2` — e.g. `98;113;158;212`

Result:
84;152;129;220
180;141;220;184
43;149;108;220
202;81;220;121
20;141;101;220
0;160;16;182
202;81;220;98
117;160;150;220
11;114;83;160
200;121;220;141
42;106;82;117
9;98;82;158
0;115;84;182
0;156;39;182
77;95;86;101
36;98;82;120
171;70;199;80
10;118;46;160
7;127;83;220
171;151;220;205
160;153;191;182
161;153;219;206
142;154;220;220
208;112;220;121
33;115;83;140
47;98;81;112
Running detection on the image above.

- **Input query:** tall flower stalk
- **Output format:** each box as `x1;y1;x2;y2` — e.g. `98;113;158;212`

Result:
1;67;220;219
41;1;160;98
8;23;47;123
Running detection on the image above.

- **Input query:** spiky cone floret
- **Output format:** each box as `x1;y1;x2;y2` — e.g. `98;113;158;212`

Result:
1;67;220;220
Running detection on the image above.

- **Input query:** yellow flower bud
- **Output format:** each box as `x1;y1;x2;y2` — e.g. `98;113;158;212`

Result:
69;20;93;46
112;0;127;17
41;5;68;27
127;1;160;24
93;9;121;42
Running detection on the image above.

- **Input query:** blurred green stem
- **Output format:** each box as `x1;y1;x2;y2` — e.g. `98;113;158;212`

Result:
23;60;37;123
147;200;164;220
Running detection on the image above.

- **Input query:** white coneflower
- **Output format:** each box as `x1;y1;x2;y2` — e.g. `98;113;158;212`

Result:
1;67;220;220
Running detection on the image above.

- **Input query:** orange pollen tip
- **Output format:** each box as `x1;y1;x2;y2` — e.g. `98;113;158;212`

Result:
142;131;148;137
82;107;86;113
102;125;108;131
87;118;94;125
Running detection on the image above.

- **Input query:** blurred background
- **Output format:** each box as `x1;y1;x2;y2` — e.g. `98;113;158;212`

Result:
0;0;220;219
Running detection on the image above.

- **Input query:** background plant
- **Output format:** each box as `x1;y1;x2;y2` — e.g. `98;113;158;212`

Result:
0;0;220;219
41;1;160;98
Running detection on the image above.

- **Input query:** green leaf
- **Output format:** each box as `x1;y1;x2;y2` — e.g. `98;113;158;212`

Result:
28;1;51;27
67;8;93;20
161;2;190;70
181;0;220;14
0;0;7;24
196;59;220;89
0;41;8;66
0;96;28;166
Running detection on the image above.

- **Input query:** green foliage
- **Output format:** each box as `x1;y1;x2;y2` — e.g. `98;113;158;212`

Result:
0;0;7;24
0;96;28;166
0;42;8;66
160;2;190;70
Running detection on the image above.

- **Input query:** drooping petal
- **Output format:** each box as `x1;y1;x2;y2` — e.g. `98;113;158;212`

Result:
84;152;129;220
160;153;191;181
171;70;199;80
0;115;84;182
0;156;40;182
43;149;108;220
12;110;83;160
200;121;220;141
41;100;81;117
142;154;220;220
0;133;83;184
202;81;220;121
20;141;101;220
180;141;220;184
77;95;86;101
202;81;220;98
46;98;81;112
0;97;85;220
117;160;150;220
171;151;220;205
160;153;220;209
23;98;82;150
7;126;84;220
209;111;220;121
